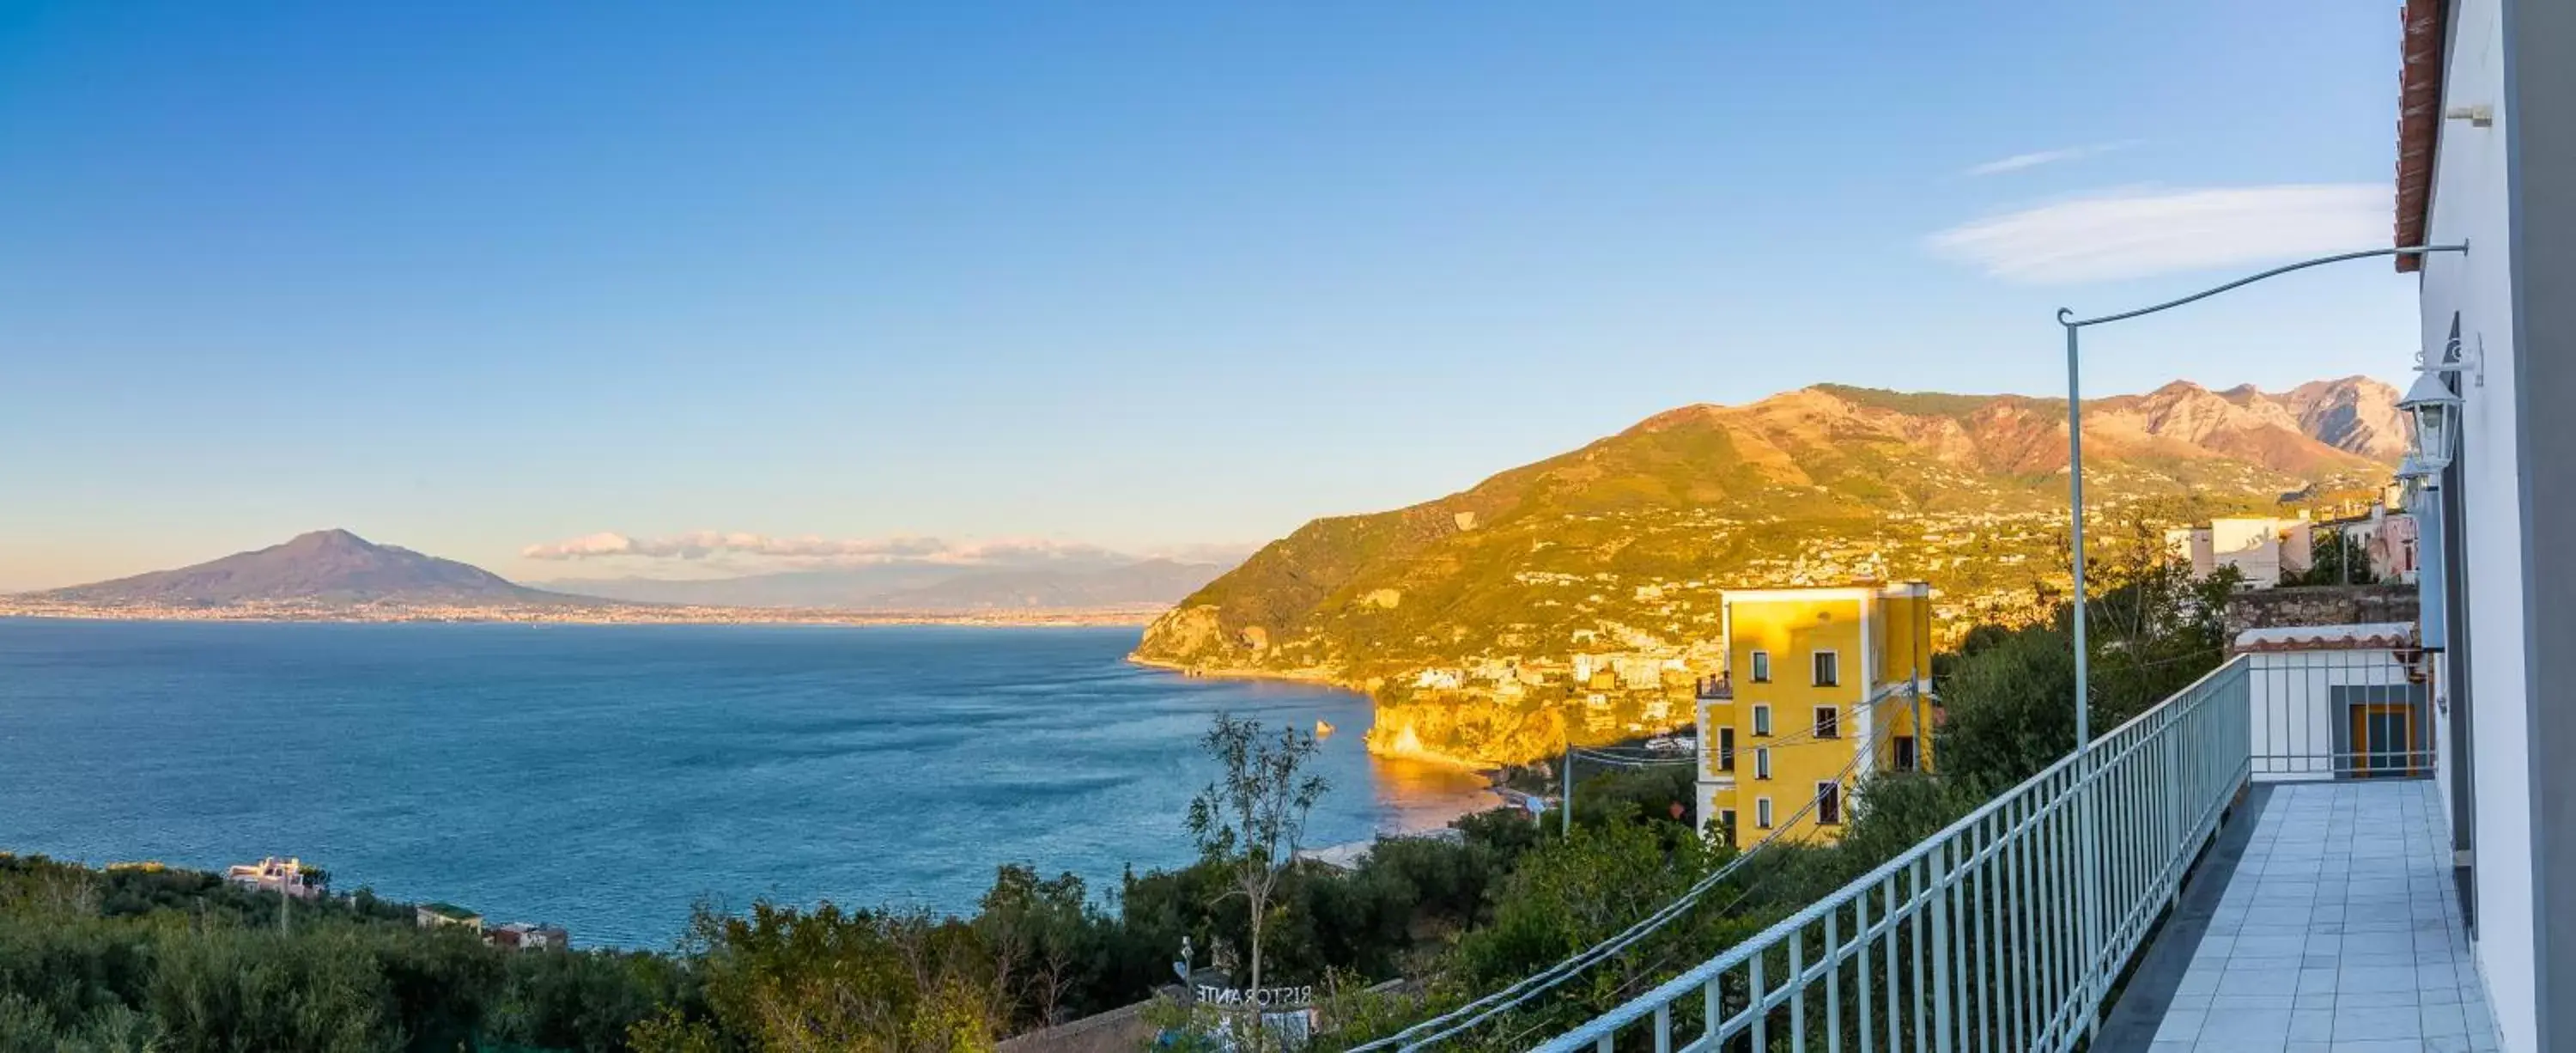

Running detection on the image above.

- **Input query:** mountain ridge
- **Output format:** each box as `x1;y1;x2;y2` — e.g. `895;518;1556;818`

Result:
1128;378;2401;764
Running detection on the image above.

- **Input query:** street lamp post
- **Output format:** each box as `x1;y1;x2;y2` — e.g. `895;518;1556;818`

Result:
2053;242;2466;1038
2054;242;2467;748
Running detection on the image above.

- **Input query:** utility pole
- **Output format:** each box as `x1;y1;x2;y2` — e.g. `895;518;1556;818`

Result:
1911;662;1926;773
1560;738;1572;838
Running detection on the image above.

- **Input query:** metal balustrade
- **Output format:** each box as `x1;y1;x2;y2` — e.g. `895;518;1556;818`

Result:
1534;657;2256;1053
2239;636;2436;780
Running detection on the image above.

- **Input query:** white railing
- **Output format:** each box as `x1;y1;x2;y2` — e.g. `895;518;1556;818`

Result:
2241;642;2435;780
1533;656;2253;1053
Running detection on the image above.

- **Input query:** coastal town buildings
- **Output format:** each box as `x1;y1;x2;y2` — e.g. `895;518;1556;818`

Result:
1692;582;1935;848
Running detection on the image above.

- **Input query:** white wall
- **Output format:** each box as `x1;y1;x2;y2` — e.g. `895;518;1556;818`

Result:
2213;519;2284;586
2418;0;2536;1047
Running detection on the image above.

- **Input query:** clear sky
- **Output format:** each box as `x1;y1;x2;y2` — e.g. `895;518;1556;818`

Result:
0;2;2423;590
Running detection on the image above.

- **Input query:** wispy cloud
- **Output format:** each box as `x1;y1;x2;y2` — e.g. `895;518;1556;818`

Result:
520;531;1119;566
1963;140;2142;177
1923;184;2388;284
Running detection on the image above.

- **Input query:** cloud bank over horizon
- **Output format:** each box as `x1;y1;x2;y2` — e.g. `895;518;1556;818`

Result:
519;531;1254;569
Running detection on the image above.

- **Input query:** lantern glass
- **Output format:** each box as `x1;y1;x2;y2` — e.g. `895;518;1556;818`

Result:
2411;400;2455;469
2400;368;2463;469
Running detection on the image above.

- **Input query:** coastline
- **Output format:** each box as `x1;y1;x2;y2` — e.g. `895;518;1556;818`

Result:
1121;654;1347;685
0;608;1161;630
1125;656;1508;772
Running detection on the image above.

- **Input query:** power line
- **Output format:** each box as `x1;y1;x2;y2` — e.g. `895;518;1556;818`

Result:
1352;722;1891;1051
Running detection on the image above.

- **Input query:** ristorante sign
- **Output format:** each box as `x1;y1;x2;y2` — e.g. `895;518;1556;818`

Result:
1192;983;1315;1008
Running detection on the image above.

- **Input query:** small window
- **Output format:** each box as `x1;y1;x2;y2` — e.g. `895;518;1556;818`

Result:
1750;651;1771;683
1755;747;1771;780
1755;797;1773;829
1817;782;1843;825
1813;651;1839;687
1717;808;1736;841
1814;706;1840;740
1752;704;1772;737
1893;735;1918;772
1717;727;1736;772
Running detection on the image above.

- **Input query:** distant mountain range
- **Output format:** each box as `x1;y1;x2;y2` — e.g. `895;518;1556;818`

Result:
26;529;582;607
535;558;1224;611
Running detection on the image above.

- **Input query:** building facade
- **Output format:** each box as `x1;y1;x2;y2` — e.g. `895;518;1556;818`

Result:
2164;515;2316;587
2400;0;2575;1046
1693;582;1935;849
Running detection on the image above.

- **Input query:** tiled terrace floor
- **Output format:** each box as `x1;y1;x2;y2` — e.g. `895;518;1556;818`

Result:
2151;781;2500;1053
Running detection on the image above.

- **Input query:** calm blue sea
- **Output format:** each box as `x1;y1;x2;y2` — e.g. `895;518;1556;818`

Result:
0;619;1492;948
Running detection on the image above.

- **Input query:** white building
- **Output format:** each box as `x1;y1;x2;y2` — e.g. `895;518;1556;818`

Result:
224;856;319;901
2163;515;2314;587
2234;623;2428;782
2400;0;2575;1045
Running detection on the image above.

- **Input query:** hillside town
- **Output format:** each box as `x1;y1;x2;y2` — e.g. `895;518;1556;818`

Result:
1360;490;2421;767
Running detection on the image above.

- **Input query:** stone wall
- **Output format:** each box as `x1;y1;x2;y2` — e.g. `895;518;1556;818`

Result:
2222;584;2421;641
995;999;1157;1053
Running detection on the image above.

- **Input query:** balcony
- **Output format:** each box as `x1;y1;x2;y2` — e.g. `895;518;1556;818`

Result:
1697;675;1733;701
1534;645;2501;1053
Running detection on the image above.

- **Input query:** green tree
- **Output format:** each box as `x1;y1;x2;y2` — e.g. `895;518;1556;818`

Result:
974;865;1091;1032
1184;714;1328;1047
661;899;1005;1053
2286;526;2379;586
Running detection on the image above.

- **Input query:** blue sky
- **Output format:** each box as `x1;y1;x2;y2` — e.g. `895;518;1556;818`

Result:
0;3;2421;589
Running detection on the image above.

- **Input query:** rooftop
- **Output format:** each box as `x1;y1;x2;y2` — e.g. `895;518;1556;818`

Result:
2233;622;2419;652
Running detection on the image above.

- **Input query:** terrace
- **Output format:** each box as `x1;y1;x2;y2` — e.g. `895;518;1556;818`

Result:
1532;642;2501;1053
2114;780;2494;1052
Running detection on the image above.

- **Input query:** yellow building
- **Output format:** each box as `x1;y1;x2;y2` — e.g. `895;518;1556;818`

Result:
1693;583;1935;849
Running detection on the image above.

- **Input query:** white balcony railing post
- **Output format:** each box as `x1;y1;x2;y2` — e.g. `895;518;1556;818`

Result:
1528;655;2261;1053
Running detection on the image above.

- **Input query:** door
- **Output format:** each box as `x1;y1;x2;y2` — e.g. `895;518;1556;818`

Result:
2350;703;2419;777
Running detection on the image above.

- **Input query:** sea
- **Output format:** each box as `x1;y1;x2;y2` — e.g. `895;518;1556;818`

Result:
0;618;1496;948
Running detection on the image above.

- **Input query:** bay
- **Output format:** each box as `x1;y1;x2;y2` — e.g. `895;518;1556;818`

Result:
0;618;1494;947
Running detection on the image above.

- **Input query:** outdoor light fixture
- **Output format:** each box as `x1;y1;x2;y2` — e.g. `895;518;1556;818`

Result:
2397;451;2441;482
2400;367;2464;471
2396;451;2439;508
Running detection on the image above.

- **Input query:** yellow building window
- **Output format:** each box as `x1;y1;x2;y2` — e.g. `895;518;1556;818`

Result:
1752;704;1772;736
1716;727;1735;771
1817;782;1843;825
1812;650;1840;687
1814;706;1839;740
1755;747;1771;780
1755;798;1773;829
1750;651;1771;683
